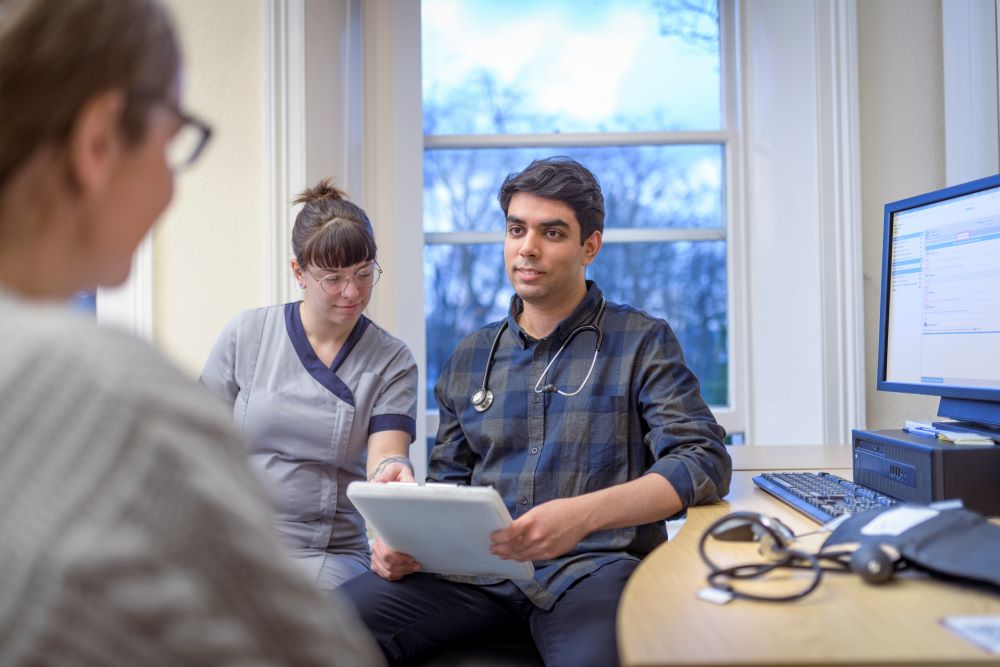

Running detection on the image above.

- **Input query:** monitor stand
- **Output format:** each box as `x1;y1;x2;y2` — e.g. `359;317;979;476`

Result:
933;397;1000;443
931;420;1000;441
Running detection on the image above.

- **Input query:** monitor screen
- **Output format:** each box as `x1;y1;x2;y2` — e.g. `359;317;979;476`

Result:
877;173;1000;429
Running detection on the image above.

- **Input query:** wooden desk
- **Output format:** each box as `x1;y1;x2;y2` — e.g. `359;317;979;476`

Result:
728;444;852;471
618;448;1000;667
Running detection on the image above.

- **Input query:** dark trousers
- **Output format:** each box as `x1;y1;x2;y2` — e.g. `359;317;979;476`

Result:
339;559;637;667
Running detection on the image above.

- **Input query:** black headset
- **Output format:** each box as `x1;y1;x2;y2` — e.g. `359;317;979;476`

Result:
699;511;901;602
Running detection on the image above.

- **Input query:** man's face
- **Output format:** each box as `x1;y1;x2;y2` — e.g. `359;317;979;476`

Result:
503;192;601;310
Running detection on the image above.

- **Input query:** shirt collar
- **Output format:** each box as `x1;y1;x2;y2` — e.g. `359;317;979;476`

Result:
506;281;604;348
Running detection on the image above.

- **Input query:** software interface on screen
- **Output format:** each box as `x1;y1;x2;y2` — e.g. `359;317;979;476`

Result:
885;184;1000;391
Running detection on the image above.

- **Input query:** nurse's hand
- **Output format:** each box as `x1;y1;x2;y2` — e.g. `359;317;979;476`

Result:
374;457;415;483
370;537;420;580
369;455;415;483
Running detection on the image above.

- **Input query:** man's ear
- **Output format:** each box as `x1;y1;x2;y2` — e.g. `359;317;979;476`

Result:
582;230;602;265
66;90;126;195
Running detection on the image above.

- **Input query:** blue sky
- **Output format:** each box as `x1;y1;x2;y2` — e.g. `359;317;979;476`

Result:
421;0;721;132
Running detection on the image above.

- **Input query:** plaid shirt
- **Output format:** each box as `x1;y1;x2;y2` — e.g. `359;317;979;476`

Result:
429;282;732;609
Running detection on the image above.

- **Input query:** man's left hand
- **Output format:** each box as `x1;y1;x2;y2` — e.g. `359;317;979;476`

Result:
489;497;590;562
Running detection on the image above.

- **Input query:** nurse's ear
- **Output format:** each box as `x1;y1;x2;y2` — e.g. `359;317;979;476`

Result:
291;259;307;290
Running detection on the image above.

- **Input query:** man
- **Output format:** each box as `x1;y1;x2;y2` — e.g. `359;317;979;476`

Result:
341;157;732;666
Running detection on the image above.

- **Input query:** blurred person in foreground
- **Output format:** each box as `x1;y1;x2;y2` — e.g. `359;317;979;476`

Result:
0;0;383;664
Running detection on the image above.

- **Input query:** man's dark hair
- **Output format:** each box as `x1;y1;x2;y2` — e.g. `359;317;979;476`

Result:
498;156;605;244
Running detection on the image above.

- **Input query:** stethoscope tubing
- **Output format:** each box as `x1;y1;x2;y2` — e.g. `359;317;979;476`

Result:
470;298;606;412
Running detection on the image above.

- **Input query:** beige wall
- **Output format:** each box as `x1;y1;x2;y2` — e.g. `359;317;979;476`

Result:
858;0;946;428
155;0;268;376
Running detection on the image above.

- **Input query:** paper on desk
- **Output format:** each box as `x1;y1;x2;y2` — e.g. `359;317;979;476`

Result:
936;430;996;445
860;506;938;537
697;587;733;605
941;616;1000;654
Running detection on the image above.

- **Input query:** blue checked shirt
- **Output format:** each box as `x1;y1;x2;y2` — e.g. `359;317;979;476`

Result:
429;282;732;609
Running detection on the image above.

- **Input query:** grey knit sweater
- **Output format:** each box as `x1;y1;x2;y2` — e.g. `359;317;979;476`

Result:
0;292;384;666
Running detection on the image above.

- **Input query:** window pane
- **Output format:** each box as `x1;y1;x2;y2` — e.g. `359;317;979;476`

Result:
423;240;727;408
424;243;507;406
424;145;723;233
422;0;721;134
588;241;728;406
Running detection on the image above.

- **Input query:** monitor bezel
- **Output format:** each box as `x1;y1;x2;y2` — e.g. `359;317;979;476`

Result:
876;172;1000;402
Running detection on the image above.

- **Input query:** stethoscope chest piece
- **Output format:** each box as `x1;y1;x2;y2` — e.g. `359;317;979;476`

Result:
471;387;494;412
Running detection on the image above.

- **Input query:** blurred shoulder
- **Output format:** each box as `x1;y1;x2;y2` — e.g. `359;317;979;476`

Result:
0;294;234;447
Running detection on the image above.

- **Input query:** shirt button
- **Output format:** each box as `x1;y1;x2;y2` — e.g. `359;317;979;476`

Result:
532;396;540;404
531;447;538;454
520;496;528;505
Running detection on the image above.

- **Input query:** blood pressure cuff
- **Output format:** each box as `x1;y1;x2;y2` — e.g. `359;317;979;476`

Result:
823;503;1000;589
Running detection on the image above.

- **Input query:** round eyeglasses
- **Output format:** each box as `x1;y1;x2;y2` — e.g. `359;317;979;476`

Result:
309;262;382;295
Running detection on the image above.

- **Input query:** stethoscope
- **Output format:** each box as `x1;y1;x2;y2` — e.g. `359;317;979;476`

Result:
470;299;606;412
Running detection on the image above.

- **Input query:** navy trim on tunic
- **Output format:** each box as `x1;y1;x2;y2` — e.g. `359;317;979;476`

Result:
330;313;370;373
369;413;416;439
284;302;369;407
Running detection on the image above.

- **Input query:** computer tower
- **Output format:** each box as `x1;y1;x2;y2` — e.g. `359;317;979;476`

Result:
852;429;1000;516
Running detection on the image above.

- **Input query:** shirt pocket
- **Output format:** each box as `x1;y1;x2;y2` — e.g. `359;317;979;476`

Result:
561;394;628;475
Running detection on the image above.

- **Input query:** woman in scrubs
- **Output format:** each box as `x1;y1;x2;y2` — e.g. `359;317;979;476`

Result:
201;179;418;594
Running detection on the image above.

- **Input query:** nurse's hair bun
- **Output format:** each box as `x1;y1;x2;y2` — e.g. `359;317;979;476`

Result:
290;177;376;268
293;178;347;205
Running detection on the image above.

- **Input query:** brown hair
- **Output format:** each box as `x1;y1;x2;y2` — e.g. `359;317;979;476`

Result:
499;156;605;244
291;178;377;270
0;0;180;192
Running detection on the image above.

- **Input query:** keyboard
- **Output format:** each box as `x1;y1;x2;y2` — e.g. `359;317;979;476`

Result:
751;471;899;524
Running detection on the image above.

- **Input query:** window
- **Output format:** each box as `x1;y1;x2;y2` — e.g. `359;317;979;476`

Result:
421;0;737;421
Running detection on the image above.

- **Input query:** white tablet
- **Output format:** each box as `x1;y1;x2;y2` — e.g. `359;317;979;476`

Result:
346;481;534;580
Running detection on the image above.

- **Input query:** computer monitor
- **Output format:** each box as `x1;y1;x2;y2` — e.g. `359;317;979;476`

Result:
876;172;1000;439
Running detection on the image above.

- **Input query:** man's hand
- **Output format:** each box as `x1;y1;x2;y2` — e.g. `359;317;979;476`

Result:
370;537;421;581
489;497;591;562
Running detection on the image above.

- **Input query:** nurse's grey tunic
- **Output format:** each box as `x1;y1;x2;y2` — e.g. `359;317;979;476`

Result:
200;303;417;586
